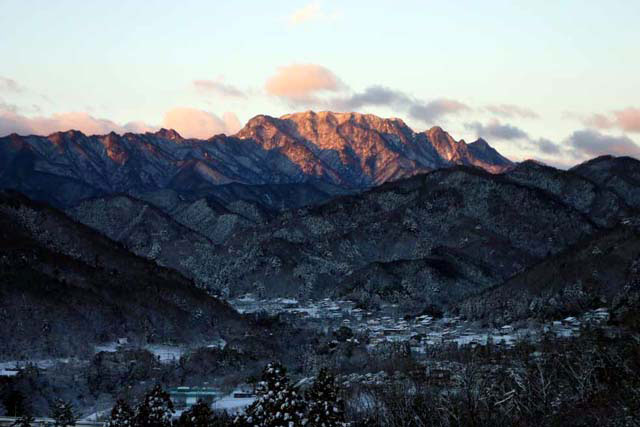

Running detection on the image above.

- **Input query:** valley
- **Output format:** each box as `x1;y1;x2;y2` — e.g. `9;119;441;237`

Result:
1;115;639;425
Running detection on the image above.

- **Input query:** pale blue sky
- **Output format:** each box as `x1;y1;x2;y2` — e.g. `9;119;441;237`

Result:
1;0;639;165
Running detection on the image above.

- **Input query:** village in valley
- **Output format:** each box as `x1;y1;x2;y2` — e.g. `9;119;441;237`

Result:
229;294;611;354
0;292;613;421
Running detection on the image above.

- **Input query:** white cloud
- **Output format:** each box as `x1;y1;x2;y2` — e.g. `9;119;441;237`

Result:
0;77;24;93
485;104;539;119
193;80;246;99
288;2;323;26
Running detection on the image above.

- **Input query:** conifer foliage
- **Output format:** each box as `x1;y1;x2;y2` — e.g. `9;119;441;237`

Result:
306;368;348;427
177;399;214;427
106;398;135;427
235;362;307;427
50;399;76;427
10;414;35;427
133;385;174;427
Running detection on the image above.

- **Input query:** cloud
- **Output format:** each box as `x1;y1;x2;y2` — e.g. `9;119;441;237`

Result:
0;109;144;136
465;118;563;156
583;113;614;129
613;107;640;133
485;104;539;119
331;86;410;110
162;107;241;138
265;64;469;123
0;99;19;113
0;106;241;139
533;137;562;155
193;80;246;99
122;121;158;134
329;86;469;123
465;119;529;140
567;129;640;158
582;107;640;133
0;77;24;93
409;99;470;123
265;64;344;104
288;2;323;26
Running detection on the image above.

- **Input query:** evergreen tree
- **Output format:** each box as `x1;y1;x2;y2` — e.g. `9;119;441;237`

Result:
306;368;348;427
106;399;135;427
50;399;76;427
133;385;174;427
235;362;307;427
11;414;35;427
2;390;27;417
177;399;213;427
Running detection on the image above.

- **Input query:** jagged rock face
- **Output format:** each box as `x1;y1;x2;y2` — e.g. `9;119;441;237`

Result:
0;111;512;209
425;127;512;174
237;111;512;187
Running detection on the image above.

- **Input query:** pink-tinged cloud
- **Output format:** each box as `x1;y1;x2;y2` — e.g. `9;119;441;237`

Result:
485;104;539;119
162;107;242;139
0;109;151;136
613;107;640;133
288;2;322;26
0;106;241;138
583;113;615;129
123;121;158;134
582;107;640;133
265;64;344;103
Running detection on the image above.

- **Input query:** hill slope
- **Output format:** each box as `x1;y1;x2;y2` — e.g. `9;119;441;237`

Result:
199;166;600;309
0;191;248;358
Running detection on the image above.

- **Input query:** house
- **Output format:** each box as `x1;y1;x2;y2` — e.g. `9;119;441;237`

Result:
169;387;222;409
0;367;19;377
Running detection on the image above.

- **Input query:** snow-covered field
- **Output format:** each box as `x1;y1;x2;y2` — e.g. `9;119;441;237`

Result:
144;345;185;363
212;394;256;414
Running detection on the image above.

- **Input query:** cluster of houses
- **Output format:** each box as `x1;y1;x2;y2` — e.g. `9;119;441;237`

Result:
229;295;613;357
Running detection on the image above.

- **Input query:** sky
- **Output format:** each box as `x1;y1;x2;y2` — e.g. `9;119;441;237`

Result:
1;0;639;167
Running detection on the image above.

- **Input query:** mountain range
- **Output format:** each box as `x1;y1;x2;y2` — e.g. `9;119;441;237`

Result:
2;110;640;357
0;111;512;210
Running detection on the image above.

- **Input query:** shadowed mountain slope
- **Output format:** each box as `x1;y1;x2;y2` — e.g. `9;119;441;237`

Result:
0;190;249;358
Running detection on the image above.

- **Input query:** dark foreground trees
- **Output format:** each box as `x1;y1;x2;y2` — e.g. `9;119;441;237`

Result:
106;385;173;427
234;362;307;427
306;368;347;427
102;328;640;427
50;399;76;427
106;399;135;427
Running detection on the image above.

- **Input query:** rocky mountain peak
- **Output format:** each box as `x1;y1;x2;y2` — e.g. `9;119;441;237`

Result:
0;110;513;209
153;128;183;141
470;138;490;149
